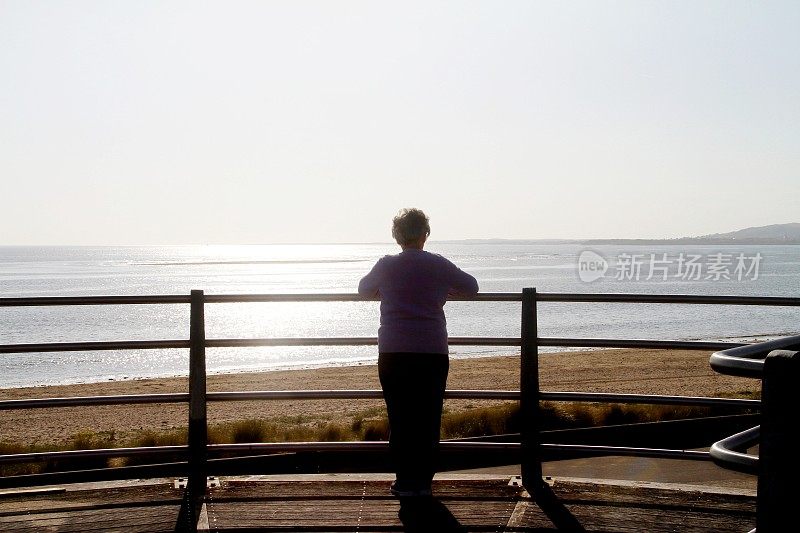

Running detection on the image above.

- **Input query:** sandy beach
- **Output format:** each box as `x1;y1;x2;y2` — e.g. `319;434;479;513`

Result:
0;349;758;446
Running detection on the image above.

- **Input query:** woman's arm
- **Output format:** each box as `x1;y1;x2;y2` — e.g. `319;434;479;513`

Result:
447;261;479;296
358;258;384;297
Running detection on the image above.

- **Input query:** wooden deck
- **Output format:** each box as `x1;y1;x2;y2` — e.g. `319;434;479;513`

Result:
0;475;756;532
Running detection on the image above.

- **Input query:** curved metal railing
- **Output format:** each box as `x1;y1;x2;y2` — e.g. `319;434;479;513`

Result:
710;334;800;378
708;334;800;473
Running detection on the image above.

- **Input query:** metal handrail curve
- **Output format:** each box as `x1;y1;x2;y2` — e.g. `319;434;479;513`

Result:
708;335;800;473
710;334;800;378
709;425;760;473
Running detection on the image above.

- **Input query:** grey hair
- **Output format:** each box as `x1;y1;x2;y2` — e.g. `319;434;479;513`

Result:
391;208;430;246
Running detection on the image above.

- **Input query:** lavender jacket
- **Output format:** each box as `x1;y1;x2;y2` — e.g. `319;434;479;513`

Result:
358;249;479;354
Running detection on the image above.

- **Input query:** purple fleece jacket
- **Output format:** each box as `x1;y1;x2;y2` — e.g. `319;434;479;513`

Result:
358;249;479;354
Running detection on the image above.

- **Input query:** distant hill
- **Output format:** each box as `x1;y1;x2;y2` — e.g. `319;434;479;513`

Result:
444;223;800;245
581;222;800;245
696;223;800;242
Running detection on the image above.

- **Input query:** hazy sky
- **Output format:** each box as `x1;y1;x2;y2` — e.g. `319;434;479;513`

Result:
1;1;798;244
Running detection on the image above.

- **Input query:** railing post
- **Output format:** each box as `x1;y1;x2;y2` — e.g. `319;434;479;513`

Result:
188;290;207;521
520;287;544;494
757;349;799;532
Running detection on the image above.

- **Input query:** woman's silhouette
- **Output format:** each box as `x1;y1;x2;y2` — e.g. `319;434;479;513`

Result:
359;208;479;497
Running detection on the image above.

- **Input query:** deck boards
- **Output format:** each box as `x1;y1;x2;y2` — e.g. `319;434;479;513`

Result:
0;484;182;533
0;477;756;532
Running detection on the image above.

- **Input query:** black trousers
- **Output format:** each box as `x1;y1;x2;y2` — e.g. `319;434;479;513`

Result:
378;352;449;489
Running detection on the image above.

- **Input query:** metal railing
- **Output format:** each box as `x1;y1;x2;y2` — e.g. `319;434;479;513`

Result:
1;290;797;522
709;334;800;533
708;335;800;472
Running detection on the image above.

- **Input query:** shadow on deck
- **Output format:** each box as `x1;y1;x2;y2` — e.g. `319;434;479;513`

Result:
0;475;756;532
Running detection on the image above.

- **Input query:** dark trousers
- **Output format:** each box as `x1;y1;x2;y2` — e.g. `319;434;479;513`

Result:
378;352;449;489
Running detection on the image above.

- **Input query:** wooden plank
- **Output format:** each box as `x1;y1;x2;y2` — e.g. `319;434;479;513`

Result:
0;484;182;533
0;506;179;533
518;480;756;532
0;485;182;515
547;503;754;533
548;480;755;512
0;487;66;498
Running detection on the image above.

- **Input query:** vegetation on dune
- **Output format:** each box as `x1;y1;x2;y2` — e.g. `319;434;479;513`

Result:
0;398;755;477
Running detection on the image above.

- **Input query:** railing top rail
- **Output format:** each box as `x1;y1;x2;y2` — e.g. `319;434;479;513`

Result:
2;292;799;307
0;337;748;354
0;293;513;306
535;293;800;305
0;295;193;306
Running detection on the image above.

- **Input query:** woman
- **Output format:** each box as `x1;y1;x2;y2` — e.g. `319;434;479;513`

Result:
358;208;479;497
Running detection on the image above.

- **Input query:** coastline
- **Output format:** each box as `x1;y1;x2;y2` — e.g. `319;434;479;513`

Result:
0;348;758;446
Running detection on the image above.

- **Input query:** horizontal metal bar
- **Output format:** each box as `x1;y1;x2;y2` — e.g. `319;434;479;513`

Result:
207;441;521;455
206;389;521;402
540;338;746;350
0;340;190;354
540;391;760;409
209;441;709;460
437;337;522;346
0;440;712;467
541;443;711;461
710;335;800;378
205;293;375;303
445;389;521;400
205;336;520;348
3;292;797;307
0;293;520;307
0;445;188;465
205;292;523;303
206;389;757;407
0;461;190;490
0;336;743;354
1;389;750;410
209;441;386;454
205;337;377;348
710;425;760;472
0;295;191;307
0;393;190;411
207;390;383;401
536;293;800;306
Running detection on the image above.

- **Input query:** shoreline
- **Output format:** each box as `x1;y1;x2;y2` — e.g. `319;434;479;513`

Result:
0;349;587;390
0;348;759;446
0;337;779;391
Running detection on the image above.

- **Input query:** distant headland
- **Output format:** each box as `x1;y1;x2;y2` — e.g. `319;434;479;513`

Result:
446;222;800;246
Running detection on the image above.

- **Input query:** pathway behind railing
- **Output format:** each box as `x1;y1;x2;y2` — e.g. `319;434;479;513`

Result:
1;289;798;532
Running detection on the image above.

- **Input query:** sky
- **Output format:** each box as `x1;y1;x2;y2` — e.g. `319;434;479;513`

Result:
1;1;798;245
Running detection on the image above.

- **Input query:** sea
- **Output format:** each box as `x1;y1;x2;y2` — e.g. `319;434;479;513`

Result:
1;243;798;389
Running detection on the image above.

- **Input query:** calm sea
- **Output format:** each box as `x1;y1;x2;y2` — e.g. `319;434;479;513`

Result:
1;243;798;388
